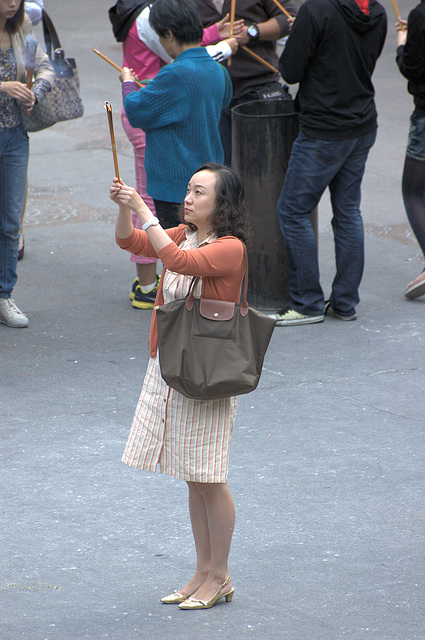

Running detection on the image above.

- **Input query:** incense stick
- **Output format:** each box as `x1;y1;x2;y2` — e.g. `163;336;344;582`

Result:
105;101;121;183
270;0;294;21
241;45;279;74
94;49;144;88
390;0;406;31
228;0;236;67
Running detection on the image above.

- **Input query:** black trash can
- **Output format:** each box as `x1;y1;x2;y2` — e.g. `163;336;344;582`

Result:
232;98;317;310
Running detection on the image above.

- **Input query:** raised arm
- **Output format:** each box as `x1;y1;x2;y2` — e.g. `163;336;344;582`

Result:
110;178;173;254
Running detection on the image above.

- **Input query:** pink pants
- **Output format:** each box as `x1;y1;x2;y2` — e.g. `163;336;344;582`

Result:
121;111;157;265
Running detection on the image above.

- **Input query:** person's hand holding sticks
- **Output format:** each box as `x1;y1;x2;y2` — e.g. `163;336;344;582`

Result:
396;18;408;46
119;66;139;85
111;178;172;253
0;81;35;108
216;13;244;39
390;0;406;31
110;179;148;218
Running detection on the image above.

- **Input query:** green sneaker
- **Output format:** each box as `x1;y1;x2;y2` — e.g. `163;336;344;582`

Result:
132;275;161;309
269;308;324;326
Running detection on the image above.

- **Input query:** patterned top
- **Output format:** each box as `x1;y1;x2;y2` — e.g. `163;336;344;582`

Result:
161;227;216;302
0;46;21;128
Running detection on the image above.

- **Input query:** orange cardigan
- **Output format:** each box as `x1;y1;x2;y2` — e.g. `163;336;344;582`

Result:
116;224;245;356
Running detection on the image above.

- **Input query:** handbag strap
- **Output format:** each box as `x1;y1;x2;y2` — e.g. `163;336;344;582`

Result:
41;10;75;78
186;243;249;317
41;11;62;60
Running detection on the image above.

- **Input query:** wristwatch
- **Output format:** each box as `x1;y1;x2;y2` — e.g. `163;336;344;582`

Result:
142;217;160;231
247;23;260;41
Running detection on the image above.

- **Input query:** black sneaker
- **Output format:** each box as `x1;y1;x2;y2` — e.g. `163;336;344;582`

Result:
129;277;139;301
132;275;161;309
324;300;356;321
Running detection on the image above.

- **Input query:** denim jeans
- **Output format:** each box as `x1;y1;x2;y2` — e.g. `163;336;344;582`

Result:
0;125;29;298
406;112;425;161
277;130;377;316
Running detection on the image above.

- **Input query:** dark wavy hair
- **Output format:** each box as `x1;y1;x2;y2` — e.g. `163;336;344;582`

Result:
183;162;251;246
149;0;203;45
7;1;25;35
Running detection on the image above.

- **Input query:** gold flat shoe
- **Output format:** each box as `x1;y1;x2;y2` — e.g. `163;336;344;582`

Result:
178;576;234;610
160;590;189;604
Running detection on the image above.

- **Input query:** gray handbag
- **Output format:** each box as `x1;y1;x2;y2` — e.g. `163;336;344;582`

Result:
156;247;276;400
20;10;84;132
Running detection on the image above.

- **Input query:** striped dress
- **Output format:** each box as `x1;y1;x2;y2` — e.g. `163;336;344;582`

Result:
121;231;238;483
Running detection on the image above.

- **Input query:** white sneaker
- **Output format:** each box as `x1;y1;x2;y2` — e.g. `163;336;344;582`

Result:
405;270;425;299
0;298;29;328
268;308;324;326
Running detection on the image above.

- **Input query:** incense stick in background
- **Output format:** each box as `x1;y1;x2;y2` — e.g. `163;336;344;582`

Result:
270;0;295;21
25;35;37;89
105;102;122;183
24;35;37;114
390;0;406;31
93;49;144;88
241;45;279;74
227;0;236;67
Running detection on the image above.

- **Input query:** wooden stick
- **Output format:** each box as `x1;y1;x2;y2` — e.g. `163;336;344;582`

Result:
105;102;122;183
241;45;279;74
390;0;406;31
227;0;237;67
25;67;34;115
270;0;294;22
93;49;144;88
26;67;34;91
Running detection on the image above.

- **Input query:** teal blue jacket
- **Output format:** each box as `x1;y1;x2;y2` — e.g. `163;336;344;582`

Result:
123;47;232;202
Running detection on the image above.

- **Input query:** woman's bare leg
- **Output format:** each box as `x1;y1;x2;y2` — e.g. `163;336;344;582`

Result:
136;262;157;287
177;481;235;600
188;481;235;602
175;481;211;596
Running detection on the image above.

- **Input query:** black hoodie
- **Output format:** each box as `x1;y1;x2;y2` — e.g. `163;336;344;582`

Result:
279;0;387;140
108;0;151;42
396;0;425;116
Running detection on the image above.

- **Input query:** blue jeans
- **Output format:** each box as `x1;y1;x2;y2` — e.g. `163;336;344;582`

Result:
277;130;377;316
0;125;29;298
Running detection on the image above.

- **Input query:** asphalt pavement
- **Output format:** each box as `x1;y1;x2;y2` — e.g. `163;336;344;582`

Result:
1;1;424;639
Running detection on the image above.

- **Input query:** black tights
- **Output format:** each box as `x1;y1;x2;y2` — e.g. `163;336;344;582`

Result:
402;155;425;260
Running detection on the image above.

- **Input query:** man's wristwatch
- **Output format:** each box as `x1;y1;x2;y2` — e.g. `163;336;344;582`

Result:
142;218;160;231
247;23;260;42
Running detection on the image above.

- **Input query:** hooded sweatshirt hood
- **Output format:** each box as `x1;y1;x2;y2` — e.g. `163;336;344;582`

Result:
278;0;387;139
109;0;151;42
329;0;386;33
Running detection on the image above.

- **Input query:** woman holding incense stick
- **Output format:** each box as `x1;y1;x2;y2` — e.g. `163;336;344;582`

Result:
0;0;54;328
396;4;425;299
111;162;250;609
119;0;232;242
